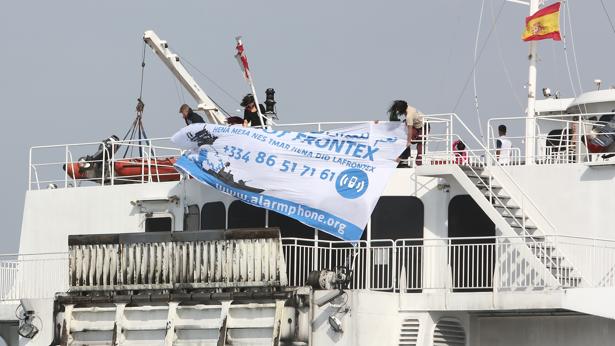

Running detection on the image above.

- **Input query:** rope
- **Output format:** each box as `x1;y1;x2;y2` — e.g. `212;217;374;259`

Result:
561;0;578;97
564;0;584;94
178;53;241;104
139;41;146;100
600;0;615;36
452;0;507;112
175;53;235;118
172;77;184;104
472;0;487;142
121;119;138;158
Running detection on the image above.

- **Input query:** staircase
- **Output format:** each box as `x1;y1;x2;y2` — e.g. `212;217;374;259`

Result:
458;164;582;288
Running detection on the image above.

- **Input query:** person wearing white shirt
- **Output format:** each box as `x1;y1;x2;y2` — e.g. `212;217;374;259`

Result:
496;124;512;165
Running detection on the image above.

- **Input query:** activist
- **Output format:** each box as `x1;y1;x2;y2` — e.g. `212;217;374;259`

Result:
241;94;267;128
179;104;206;125
452;139;468;164
388;100;426;167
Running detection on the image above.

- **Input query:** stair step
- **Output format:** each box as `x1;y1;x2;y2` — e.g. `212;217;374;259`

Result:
534;252;566;262
509;221;537;231
465;171;491;180
490;197;519;209
472;179;503;189
495;205;524;218
482;188;512;200
527;242;554;252
466;172;495;180
545;264;575;272
461;165;485;173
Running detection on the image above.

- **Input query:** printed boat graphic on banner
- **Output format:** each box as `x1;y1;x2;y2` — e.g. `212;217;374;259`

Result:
207;162;265;194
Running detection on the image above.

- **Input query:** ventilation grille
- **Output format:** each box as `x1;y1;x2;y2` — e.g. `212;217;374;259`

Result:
433;318;466;346
399;318;420;346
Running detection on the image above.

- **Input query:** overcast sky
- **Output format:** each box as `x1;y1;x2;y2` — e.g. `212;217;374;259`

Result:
0;0;612;252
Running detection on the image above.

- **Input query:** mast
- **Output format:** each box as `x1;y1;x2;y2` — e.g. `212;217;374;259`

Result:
525;0;540;165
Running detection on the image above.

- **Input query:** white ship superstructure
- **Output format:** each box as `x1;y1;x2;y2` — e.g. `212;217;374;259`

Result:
3;2;615;344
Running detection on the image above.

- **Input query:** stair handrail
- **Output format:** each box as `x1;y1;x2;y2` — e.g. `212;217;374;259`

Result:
439;113;559;235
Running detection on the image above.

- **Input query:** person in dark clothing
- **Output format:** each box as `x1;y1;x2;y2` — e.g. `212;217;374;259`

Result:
388;100;427;167
388;100;411;167
179;104;205;125
240;94;267;127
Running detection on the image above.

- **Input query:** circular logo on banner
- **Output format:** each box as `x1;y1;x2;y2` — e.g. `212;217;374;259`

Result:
335;169;369;199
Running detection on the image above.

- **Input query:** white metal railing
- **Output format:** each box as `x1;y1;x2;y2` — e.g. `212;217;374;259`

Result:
282;238;395;290
421;113;560;240
28;111;615;190
25;117;475;190
0;253;68;301
29;137;183;190
487;112;615;166
3;235;615;301
28;121;380;191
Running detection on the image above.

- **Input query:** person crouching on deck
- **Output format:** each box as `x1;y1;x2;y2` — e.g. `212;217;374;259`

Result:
179;104;205;125
388;100;427;167
240;94;267;128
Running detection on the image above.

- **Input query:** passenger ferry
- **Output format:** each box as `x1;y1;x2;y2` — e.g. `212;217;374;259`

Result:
2;1;615;345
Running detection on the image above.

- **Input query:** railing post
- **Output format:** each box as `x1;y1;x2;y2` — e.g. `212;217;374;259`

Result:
147;146;153;183
576;117;582;164
489;174;493;205
366;221;372;290
553;236;559;289
28;148;32;191
392;241;397;292
487;120;491;167
313;229;319;271
445;238;450;291
494;237;499;292
521;198;526;236
110;142;115;186
591;238;596;286
64;145;69;188
141;148;146;183
446;117;450;160
101;144;106;187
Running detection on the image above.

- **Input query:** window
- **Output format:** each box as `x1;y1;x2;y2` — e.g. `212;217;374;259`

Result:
184;205;200;231
228;201;266;228
268;211;314;239
371;196;424;240
448;195;495;291
371;196;424;291
448;195;495;239
145;216;173;232
201;202;226;230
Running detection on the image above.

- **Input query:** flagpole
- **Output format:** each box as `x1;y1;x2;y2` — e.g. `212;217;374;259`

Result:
235;36;270;128
525;0;540;165
246;70;267;128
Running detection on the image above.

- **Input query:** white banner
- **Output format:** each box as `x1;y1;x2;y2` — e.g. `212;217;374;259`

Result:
171;122;407;242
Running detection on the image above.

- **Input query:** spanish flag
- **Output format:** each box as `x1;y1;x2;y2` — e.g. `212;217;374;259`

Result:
522;2;561;41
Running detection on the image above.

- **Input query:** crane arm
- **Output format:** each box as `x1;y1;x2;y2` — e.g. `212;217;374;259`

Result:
143;30;227;125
